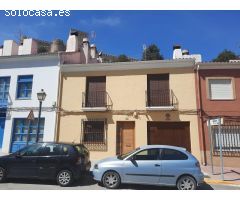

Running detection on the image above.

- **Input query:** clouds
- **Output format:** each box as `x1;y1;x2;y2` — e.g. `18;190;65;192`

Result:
79;16;121;27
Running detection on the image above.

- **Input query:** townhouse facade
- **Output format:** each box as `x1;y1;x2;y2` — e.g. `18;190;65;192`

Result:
196;62;240;167
0;54;60;153
57;59;201;161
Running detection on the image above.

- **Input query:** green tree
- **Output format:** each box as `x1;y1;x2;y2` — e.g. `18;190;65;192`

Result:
213;49;238;62
142;44;164;61
117;54;130;62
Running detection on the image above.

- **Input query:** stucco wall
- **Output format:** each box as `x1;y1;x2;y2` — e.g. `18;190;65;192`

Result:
58;68;201;161
0;64;59;153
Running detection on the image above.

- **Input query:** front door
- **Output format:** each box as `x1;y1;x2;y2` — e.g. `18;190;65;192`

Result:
0;116;6;148
117;122;135;155
123;148;161;184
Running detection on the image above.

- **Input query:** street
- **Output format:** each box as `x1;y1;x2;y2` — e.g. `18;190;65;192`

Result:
0;175;239;190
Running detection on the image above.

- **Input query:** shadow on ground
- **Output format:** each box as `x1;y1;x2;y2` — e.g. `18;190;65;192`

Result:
5;175;214;190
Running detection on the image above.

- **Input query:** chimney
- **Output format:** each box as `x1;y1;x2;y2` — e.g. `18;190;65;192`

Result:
3;40;18;56
90;44;97;59
50;39;65;53
66;30;80;52
97;51;103;63
18;38;38;55
182;49;189;55
173;44;182;59
82;37;90;63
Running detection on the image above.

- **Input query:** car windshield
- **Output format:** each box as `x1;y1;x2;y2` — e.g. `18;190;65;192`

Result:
117;147;140;160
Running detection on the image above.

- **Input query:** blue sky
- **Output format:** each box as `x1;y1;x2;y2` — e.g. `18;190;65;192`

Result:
0;10;240;61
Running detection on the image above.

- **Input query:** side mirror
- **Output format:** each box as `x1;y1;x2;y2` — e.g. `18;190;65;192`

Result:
15;152;22;158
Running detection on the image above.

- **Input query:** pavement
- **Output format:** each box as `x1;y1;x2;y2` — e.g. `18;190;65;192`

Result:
201;165;240;187
0;175;239;190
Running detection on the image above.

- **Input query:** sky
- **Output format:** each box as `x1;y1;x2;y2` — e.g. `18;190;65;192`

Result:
0;10;240;61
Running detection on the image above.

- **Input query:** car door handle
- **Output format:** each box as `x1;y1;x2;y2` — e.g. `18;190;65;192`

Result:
154;164;161;167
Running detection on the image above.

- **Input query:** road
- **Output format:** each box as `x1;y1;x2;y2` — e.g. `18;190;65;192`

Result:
0;175;239;190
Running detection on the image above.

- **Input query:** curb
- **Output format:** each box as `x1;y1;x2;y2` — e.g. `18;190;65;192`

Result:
204;178;240;187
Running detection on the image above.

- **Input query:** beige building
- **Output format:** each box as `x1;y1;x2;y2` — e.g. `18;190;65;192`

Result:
57;59;201;161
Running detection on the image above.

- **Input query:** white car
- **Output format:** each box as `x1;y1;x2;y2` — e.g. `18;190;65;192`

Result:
92;145;204;190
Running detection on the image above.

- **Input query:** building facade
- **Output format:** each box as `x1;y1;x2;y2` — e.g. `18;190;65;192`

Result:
0;54;60;153
57;59;201;161
196;62;240;167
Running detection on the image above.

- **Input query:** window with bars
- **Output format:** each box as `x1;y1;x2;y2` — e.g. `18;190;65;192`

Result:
12;118;45;143
17;75;33;99
81;119;107;151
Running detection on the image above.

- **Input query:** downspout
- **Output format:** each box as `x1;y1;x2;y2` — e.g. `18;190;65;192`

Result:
196;64;207;165
53;52;62;142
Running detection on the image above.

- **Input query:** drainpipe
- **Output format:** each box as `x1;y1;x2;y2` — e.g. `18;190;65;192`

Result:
196;64;207;165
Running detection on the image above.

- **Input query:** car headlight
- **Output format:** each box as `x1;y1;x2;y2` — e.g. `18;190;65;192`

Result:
94;164;98;169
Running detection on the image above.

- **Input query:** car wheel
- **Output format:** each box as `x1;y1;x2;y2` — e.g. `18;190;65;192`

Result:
0;167;6;183
177;175;197;190
57;170;73;187
102;171;121;189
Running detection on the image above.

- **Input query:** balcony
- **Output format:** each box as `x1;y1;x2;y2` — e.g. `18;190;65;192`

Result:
82;91;112;112
146;89;178;111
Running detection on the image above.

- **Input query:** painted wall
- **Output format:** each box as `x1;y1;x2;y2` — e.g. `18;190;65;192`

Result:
58;68;201;161
0;56;59;153
197;68;240;167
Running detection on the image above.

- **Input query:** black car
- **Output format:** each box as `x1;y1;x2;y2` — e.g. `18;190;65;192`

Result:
0;142;91;186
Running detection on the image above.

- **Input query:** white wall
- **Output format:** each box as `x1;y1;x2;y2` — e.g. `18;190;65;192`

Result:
0;56;59;153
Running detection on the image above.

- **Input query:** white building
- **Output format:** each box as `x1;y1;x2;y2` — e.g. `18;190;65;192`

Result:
0;54;60;153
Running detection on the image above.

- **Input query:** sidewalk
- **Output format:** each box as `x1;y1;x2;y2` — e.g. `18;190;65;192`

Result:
202;165;240;187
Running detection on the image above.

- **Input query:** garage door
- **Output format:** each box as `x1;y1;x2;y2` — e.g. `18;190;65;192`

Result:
147;122;191;152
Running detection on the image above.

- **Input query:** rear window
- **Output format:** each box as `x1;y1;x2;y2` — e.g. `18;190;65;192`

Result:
74;145;89;155
161;149;188;160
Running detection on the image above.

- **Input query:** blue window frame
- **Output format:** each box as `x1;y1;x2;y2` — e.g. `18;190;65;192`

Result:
0;77;10;107
11;118;45;152
17;75;33;99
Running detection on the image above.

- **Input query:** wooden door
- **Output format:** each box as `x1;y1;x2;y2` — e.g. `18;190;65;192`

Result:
116;122;135;155
147;74;170;106
86;76;106;107
147;122;191;152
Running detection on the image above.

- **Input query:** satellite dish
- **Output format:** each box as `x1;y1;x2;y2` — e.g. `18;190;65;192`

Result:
143;44;147;50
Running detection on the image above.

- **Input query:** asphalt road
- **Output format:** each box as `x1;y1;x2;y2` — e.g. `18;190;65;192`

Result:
0;175;239;190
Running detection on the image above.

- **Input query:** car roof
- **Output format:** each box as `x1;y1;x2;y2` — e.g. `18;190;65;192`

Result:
36;142;84;146
139;145;187;151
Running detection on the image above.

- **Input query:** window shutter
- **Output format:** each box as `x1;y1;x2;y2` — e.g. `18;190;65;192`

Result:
209;79;233;100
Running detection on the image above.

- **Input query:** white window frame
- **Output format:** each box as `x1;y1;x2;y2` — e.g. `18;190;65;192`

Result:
207;77;235;100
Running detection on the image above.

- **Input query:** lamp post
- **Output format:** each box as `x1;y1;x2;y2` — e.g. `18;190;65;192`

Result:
36;89;46;142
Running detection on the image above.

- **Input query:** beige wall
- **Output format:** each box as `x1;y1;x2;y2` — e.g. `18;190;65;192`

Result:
58;69;201;161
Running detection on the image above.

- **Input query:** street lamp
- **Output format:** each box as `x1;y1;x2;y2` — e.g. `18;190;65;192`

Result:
36;89;46;142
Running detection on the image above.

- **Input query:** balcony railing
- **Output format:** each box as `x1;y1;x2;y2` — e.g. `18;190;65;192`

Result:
82;91;112;111
146;89;178;110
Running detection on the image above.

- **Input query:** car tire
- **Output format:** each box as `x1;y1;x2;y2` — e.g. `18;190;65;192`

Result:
177;175;197;190
102;171;121;189
0;167;6;183
56;169;73;187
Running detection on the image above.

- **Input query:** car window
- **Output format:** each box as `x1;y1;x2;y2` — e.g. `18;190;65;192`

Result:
19;144;43;156
161;149;188;160
74;145;89;155
133;148;160;160
41;144;62;156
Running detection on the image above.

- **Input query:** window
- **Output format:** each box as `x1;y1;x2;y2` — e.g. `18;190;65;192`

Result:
12;118;45;144
41;143;63;156
19;143;43;156
81;119;107;151
208;78;234;100
0;77;10;105
133;148;160;160
161;149;188;160
17;75;33;99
